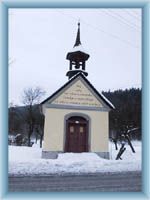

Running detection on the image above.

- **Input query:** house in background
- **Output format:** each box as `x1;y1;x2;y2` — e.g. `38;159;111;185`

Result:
41;23;114;159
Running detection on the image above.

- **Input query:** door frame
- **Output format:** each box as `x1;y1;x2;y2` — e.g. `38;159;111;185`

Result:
64;112;91;152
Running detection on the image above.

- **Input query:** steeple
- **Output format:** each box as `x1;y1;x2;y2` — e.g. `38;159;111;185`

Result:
66;22;90;80
74;22;81;47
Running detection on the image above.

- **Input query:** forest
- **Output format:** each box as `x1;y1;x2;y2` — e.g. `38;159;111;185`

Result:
9;88;141;147
103;88;141;140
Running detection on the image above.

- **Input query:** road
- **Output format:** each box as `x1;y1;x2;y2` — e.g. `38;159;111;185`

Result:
9;171;141;192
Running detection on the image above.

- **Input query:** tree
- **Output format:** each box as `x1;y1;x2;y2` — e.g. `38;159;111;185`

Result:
22;87;45;146
9;102;22;134
34;108;45;148
102;88;141;140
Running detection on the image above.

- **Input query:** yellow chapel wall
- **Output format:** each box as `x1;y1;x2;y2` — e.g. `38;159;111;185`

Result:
43;108;109;153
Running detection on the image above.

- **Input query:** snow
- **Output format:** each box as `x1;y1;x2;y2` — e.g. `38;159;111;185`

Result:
100;92;115;109
9;141;141;175
68;44;89;54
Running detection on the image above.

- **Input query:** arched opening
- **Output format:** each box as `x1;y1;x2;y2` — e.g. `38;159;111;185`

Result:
65;116;89;152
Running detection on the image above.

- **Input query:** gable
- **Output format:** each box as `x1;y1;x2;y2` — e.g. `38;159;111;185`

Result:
51;79;103;108
41;73;114;110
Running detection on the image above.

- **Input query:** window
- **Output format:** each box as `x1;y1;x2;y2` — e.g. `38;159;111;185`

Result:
80;126;84;133
70;126;74;133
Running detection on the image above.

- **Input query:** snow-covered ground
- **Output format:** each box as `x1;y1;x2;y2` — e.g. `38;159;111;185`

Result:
9;141;141;175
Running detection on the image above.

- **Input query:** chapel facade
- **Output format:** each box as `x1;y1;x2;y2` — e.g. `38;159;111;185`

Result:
41;23;114;159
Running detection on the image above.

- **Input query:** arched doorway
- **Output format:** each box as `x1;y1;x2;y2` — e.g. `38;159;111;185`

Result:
65;116;89;152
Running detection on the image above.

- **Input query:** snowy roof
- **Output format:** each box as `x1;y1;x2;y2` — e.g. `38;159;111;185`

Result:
68;44;89;55
67;22;89;56
100;92;115;109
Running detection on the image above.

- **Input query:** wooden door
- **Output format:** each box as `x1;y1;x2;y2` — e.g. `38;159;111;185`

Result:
65;116;88;152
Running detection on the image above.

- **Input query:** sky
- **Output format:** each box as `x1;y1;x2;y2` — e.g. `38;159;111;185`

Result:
9;8;142;106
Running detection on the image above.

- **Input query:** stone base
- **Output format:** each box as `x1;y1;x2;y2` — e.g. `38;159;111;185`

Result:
42;151;58;159
95;152;110;159
42;151;110;160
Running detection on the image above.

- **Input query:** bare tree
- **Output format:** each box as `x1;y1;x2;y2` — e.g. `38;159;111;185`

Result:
22;87;45;106
34;113;45;148
22;87;45;146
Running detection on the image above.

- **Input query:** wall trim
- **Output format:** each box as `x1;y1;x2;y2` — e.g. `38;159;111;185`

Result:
45;104;110;112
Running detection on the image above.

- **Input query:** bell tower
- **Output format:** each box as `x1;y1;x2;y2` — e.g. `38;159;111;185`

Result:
66;22;90;79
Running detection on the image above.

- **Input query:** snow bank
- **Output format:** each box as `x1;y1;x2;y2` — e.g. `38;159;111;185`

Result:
9;141;141;175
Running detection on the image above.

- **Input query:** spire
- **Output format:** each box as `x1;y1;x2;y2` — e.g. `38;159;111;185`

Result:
66;21;90;79
73;22;81;47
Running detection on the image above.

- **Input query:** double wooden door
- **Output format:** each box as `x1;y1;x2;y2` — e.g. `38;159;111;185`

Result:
65;116;88;152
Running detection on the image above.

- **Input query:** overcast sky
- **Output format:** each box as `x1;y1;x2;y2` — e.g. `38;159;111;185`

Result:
9;8;141;106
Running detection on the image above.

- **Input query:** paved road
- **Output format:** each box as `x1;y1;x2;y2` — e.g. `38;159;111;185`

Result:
9;171;141;192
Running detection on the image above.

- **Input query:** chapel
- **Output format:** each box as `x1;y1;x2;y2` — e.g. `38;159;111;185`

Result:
41;22;114;159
